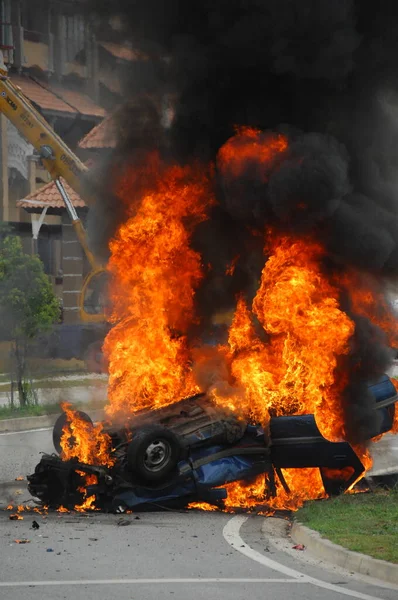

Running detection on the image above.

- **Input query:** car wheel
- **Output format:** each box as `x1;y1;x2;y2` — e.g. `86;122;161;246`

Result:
53;410;93;454
127;426;181;484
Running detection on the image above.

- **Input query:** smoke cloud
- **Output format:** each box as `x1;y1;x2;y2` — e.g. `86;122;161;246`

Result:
88;1;398;443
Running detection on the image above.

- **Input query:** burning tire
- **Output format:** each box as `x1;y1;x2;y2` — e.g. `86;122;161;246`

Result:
127;426;182;484
53;410;93;454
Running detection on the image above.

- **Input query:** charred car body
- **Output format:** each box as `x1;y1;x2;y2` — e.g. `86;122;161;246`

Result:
28;375;397;511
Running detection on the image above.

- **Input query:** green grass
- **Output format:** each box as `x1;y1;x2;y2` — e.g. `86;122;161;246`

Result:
0;398;106;420
296;489;398;563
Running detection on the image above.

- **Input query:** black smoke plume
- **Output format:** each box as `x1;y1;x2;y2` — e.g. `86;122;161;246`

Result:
88;0;398;443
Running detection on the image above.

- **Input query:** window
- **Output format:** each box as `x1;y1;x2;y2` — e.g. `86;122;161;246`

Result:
64;13;85;63
0;0;13;51
21;0;48;35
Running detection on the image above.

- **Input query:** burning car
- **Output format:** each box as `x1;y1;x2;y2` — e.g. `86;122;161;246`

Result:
27;374;397;512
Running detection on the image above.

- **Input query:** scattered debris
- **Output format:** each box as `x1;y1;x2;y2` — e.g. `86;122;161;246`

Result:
117;519;131;526
292;544;305;551
46;548;54;552
14;539;30;544
15;476;24;481
14;490;23;496
9;514;23;521
32;521;40;530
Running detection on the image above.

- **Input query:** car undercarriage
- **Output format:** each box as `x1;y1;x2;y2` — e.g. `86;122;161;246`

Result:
27;375;398;511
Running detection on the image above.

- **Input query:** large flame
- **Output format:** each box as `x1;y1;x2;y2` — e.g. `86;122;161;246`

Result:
210;234;355;442
103;154;213;417
58;132;398;513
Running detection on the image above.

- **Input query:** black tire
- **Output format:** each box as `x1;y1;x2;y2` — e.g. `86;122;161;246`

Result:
127;426;181;484
53;410;93;454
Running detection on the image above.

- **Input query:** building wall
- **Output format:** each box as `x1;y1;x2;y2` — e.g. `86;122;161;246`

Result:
23;39;50;70
0;0;98;325
0;1;124;330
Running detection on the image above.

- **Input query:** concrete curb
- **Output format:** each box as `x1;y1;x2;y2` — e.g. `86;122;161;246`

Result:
0;409;105;433
291;521;398;586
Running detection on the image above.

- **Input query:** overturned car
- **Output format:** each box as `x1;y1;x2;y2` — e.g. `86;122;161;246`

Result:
28;375;397;511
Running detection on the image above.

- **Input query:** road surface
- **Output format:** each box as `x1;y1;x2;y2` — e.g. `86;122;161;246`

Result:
0;510;397;600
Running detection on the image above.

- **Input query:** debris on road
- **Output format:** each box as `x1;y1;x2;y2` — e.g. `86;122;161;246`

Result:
292;544;305;551
14;539;30;544
15;476;24;481
9;513;23;520
32;521;40;530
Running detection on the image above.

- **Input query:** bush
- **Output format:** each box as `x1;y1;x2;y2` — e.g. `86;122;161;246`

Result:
0;234;60;406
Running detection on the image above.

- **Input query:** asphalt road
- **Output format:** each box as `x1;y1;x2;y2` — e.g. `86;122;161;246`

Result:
0;510;397;600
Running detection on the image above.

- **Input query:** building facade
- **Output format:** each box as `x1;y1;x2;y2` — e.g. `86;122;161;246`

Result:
0;1;136;331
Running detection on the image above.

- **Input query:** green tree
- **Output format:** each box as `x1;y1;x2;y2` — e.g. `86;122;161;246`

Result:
0;235;60;406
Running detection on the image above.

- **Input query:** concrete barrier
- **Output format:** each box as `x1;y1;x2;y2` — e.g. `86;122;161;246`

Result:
0;409;105;433
291;521;398;586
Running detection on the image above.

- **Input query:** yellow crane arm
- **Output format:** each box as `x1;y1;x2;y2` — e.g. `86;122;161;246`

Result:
0;70;100;272
0;74;87;196
0;58;106;323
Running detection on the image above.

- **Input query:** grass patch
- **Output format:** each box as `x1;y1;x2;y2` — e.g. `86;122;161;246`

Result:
296;489;398;563
0;398;106;420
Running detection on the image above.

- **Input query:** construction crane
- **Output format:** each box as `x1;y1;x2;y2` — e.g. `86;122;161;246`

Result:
0;53;106;323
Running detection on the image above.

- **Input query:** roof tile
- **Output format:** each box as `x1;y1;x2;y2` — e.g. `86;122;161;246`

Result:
78;115;117;149
17;178;86;209
100;42;147;62
12;75;75;113
12;75;105;118
50;86;106;118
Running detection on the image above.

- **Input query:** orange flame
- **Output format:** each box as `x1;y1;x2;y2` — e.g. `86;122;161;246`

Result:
54;131;398;513
217;127;288;179
188;502;218;511
75;495;97;512
223;469;327;512
210;234;355;442
103;155;214;417
60;402;114;467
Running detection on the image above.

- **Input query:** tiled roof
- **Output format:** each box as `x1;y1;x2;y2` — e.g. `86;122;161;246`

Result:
12;75;75;114
17;178;86;209
49;86;106;118
12;75;105;118
99;42;147;62
78;115;117;149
